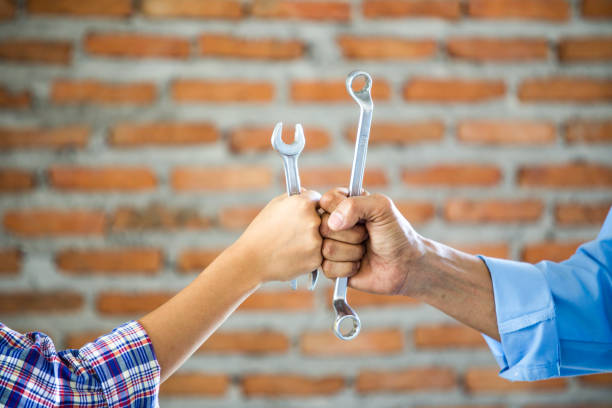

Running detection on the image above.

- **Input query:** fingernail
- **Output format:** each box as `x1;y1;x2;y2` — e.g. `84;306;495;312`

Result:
328;211;344;230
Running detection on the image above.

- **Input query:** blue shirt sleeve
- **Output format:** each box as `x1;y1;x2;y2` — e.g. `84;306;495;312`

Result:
479;207;612;381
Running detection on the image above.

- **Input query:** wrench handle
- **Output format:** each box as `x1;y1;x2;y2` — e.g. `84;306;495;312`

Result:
281;155;301;196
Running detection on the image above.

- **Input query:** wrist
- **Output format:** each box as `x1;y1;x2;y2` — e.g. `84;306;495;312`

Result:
208;242;264;290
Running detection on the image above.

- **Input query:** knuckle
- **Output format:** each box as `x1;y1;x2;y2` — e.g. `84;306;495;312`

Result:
321;239;334;258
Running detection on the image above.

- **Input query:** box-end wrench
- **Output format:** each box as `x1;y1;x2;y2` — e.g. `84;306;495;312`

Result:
271;122;319;291
332;70;373;341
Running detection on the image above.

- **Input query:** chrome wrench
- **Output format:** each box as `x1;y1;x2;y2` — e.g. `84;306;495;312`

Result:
332;70;373;340
271;122;319;291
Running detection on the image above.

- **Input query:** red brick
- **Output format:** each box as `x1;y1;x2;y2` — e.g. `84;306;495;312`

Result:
518;163;612;188
291;79;391;102
448;37;548;61
559;37;612;61
414;324;486;348
142;0;242;19
252;0;350;21
395;201;436;224
0;86;31;109
299;167;388;189
3;209;106;236
457;120;555;144
97;292;174;315
172;80;274;103
229;125;330;153
238;290;314;311
357;367;456;393
301;329;404;356
0;0;15;20
565;120;612;144
0;125;88;149
0;39;72;65
468;0;570;21
172;167;272;191
453;243;510;258
0;291;83;314
525;405;612;408
28;0;132;16
445;199;543;223
0;169;34;191
160;373;229;396
177;249;223;273
199;34;303;60
578;372;612;387
51;80;156;105
555;202;611;225
363;0;461;19
403;164;501;186
218;205;263;230
64;330;106;349
582;0;612;18
519;77;612;103
112;205;212;231
338;36;436;60
522;241;583;263
326;287;419;308
465;367;567;392
110;122;218;147
85;33;190;59
49;166;156;191
56;248;162;275
404;78;505;103
242;374;344;397
197;331;289;354
0;249;20;275
346;121;444;145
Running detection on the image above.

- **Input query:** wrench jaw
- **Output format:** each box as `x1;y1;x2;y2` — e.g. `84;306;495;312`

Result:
271;122;305;157
333;300;361;341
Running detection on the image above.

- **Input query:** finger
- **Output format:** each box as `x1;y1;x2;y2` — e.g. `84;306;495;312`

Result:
320;213;368;243
321;260;360;279
301;188;322;204
319;188;349;214
327;193;392;231
322;238;365;262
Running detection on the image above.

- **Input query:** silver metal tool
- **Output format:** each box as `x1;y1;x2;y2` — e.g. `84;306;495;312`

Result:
332;70;373;341
271;122;319;291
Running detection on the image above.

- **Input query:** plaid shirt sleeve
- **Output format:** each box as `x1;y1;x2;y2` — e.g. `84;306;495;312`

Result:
0;320;161;408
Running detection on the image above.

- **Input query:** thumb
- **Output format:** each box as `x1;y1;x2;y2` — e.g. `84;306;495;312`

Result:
327;194;390;231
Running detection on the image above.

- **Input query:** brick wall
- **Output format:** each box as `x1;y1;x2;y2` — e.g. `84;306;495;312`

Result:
1;0;611;406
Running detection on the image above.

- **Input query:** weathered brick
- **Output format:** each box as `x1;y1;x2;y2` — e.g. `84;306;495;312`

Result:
299;167;388;189
0;125;88;149
110;122;218;147
565;120;612;144
465;367;567;392
414;324;486;348
457;120;555;144
197;331;289;354
326;287;419;308
238;290;314;311
218;205;263;230
85;33;190;59
160;373;229;396
522;241;583;263
0;291;83;314
291;79;391;102
363;0;461;19
0;169;34;191
468;0;570;21
49;166;156;191
346;121;444;145
56;248;162;275
404;78;505;103
28;0;132;17
142;0;243;19
172;167;272;191
229;125;330;153
582;0;612;18
97;292;174;315
453;243;510;258
199;34;304;60
559;37;612;61
112;205;211;231
448;38;548;61
519;77;612;102
3;209;106;236
403;165;501;186
338;36;436;60
578;373;612;387
251;0;350;21
0;86;31;109
444;199;543;223
518;163;612;188
51;80;156;105
357;367;456;393
395;201;436;224
242;374;344;397
0;39;72;65
177;249;223;273
555;202;611;225
301;329;404;356
172;80;275;103
0;249;20;275
0;0;15;20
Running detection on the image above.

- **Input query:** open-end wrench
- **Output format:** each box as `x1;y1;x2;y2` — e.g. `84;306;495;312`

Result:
332;70;373;341
271;122;319;291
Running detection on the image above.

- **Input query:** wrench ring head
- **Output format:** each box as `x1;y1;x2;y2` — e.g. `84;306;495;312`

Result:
346;70;373;110
333;313;361;341
271;122;305;156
